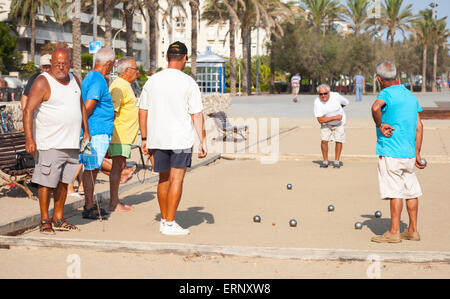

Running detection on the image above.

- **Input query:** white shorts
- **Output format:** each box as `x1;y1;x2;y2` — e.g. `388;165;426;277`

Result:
378;156;422;200
320;123;345;143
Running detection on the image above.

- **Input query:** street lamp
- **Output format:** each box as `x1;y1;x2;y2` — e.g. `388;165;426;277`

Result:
112;27;126;54
429;1;438;20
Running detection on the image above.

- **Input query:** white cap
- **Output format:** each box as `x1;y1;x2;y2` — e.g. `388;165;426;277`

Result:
39;54;51;66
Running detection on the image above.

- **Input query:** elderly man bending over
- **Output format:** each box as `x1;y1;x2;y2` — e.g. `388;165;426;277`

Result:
108;57;140;212
313;84;349;169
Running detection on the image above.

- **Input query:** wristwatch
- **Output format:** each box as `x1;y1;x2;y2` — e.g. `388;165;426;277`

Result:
377;123;385;129
141;137;147;141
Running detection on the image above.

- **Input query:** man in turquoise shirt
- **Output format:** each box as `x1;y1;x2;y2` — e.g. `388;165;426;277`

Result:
370;60;426;243
80;47;116;219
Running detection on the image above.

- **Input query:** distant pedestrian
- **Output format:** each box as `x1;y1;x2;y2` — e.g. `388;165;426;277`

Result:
139;41;207;235
370;60;425;243
314;84;349;169
107;57;140;212
80;47;117;219
291;73;301;103
353;72;365;101
20;54;52;111
23;48;90;234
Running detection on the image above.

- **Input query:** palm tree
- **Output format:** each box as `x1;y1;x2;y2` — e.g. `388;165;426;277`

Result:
73;0;82;79
145;0;159;74
431;17;449;92
9;0;63;63
188;0;199;79
301;0;343;36
123;0;135;56
379;0;415;47
413;9;433;93
343;0;371;35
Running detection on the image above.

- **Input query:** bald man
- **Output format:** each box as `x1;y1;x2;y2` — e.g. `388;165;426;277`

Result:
24;48;90;235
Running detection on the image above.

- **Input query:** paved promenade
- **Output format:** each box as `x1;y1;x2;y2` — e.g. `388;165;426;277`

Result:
1;92;450;278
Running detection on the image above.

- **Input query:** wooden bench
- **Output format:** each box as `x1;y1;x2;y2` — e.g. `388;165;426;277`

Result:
0;132;36;200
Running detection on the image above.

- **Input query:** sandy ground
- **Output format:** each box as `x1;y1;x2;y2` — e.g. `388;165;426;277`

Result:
2;246;450;279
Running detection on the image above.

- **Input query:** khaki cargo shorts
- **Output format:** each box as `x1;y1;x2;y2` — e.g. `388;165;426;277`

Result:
320;122;345;143
378;156;422;200
31;149;80;188
292;87;299;95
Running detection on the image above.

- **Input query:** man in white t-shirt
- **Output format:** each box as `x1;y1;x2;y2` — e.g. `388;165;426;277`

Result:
291;73;301;103
138;41;207;236
313;84;349;169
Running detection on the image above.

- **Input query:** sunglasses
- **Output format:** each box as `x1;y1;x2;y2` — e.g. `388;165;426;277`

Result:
319;92;329;96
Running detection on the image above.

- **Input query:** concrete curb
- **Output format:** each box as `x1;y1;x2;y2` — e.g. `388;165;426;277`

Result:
1;235;450;263
0;154;221;236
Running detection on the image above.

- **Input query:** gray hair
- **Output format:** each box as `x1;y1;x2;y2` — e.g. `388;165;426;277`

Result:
317;84;331;93
376;60;397;81
94;48;115;65
117;56;136;75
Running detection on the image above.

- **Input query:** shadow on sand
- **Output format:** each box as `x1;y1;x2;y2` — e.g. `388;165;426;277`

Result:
361;214;407;235
154;206;215;229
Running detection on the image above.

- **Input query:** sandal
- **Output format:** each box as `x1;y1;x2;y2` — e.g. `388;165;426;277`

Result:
82;205;109;220
52;218;79;231
39;219;55;235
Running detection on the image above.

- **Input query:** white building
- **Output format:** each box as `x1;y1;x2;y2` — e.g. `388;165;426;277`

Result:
0;0;269;69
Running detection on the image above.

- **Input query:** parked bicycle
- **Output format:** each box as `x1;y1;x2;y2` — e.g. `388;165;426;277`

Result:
0;105;16;134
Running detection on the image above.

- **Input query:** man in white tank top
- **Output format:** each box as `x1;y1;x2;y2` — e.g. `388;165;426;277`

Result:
23;48;90;235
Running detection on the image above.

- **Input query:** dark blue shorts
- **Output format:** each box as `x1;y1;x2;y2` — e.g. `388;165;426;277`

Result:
152;148;192;173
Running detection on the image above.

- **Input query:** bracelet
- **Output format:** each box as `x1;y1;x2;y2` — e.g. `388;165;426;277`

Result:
377;123;385;129
141;137;147;141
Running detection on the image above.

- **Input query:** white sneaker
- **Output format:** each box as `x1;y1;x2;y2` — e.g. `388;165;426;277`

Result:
159;219;166;233
162;221;190;235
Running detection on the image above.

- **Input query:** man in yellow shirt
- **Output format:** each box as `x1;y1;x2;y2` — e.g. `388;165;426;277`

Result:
107;57;140;212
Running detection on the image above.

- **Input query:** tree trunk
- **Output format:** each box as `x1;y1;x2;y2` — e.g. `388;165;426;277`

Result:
148;0;158;74
104;0;113;48
189;1;199;80
246;29;252;95
73;0;82;79
432;44;438;92
124;0;134;56
409;73;414;92
422;45;427;93
241;27;249;96
269;33;275;94
229;17;236;96
30;15;36;63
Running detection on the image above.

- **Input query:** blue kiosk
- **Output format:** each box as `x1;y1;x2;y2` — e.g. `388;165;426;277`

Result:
196;47;227;93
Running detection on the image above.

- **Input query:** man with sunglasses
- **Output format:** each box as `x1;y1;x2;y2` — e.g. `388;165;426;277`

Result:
20;54;52;111
313;84;349;169
107;56;140;213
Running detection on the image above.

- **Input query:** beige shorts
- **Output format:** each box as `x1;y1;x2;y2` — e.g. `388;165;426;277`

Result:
31;149;80;188
378;156;422;200
292;87;299;95
320;123;345;143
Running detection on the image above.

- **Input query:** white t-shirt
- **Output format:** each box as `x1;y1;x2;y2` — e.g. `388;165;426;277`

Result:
291;75;301;88
313;92;349;126
138;68;204;149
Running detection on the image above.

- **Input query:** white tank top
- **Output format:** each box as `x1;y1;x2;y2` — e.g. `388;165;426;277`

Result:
34;72;82;150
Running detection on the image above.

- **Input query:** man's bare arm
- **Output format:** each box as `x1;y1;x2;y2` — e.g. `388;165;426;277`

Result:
23;76;50;156
415;113;425;168
191;112;207;158
74;75;90;141
317;115;342;124
84;99;98;117
372;99;394;137
138;108;148;154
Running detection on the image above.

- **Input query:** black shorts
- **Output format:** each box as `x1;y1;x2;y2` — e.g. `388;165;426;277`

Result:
152;148;192;173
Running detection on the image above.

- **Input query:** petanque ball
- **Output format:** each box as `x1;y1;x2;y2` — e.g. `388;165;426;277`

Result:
328;205;335;212
375;211;382;218
286;184;292;190
420;158;427;167
354;222;363;229
253;215;261;223
289;219;297;227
